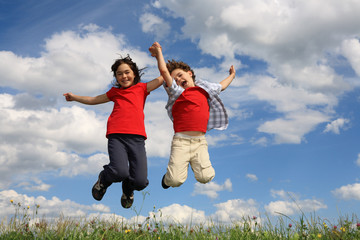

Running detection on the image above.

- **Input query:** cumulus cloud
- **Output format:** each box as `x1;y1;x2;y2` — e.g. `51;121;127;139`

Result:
0;95;110;189
152;203;207;225
265;190;327;216
332;183;360;200
16;178;51;192
251;137;268;146
0;24;170;190
0;190;110;219
246;174;258;182
206;133;243;147
323;118;350;134
192;179;232;199
139;13;171;40
0;189;260;226
341;38;360;77
0;24;157;100
211;199;259;223
258;109;330;144
144;100;173;158
151;199;261;225
153;0;360;144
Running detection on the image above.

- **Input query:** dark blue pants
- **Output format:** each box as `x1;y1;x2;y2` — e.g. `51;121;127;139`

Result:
102;134;148;196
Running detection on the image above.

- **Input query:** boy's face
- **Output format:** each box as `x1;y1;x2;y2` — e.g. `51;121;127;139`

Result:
115;63;136;88
171;68;195;89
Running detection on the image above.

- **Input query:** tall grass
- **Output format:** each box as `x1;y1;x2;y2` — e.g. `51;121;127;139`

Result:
1;199;360;239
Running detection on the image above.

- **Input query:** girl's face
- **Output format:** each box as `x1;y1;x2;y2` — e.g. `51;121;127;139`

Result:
115;63;136;88
171;68;195;89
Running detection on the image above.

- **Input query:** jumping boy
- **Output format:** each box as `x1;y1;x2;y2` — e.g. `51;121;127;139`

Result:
149;42;236;189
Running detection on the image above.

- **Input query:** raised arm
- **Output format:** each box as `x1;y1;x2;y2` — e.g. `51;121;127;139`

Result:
63;92;110;105
149;42;173;88
146;76;164;93
220;65;236;91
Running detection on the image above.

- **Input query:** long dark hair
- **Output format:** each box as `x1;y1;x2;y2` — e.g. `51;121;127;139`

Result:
111;55;145;87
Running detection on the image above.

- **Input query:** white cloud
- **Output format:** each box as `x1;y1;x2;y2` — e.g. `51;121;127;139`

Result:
0;189;257;226
258;110;330;144
211;199;259;223
265;189;327;216
332;183;360;200
270;189;291;199
251;137;268;146
0;25;171;190
192;179;232;199
356;153;360;167
206;133;243;147
0;24;155;99
152;203;207;225
16;178;51;192
144;100;173;158
0;96;110;188
0;190;110;219
139;13;171;40
155;0;360;144
323;118;350;134
250;75;338;113
246;174;258;182
342;38;360;76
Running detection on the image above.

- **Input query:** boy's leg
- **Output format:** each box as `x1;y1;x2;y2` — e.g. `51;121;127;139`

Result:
190;136;215;184
163;136;191;188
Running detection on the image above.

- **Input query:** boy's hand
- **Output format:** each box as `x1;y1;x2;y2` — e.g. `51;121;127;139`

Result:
149;42;162;57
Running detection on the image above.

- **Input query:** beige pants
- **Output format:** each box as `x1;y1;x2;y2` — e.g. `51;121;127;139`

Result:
163;134;215;187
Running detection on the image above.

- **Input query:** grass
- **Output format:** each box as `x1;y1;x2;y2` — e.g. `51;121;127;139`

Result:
1;199;360;239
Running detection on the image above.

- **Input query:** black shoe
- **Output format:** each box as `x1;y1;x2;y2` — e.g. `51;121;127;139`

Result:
121;192;134;209
92;171;108;201
161;175;170;189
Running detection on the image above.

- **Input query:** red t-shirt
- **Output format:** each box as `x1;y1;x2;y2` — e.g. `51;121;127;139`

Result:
172;86;209;133
106;83;149;138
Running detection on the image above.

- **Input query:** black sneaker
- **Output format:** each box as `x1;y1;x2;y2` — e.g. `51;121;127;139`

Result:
161;174;170;189
121;192;134;209
92;171;108;201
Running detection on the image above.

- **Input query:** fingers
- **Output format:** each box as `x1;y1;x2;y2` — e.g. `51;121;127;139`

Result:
149;42;162;57
229;65;234;73
63;93;72;101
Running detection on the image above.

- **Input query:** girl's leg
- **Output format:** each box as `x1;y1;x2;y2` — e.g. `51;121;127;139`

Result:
92;134;129;201
121;134;148;196
103;134;130;184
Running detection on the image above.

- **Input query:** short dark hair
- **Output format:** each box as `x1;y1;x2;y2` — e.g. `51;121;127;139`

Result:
111;55;145;87
166;59;196;81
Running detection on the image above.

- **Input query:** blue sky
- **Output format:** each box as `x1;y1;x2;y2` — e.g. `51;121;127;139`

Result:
1;0;360;225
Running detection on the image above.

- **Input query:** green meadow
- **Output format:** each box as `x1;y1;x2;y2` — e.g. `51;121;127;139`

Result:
1;199;360;240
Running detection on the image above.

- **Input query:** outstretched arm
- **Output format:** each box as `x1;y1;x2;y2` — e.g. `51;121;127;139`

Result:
220;65;236;91
146;76;164;93
63;92;110;105
149;42;173;88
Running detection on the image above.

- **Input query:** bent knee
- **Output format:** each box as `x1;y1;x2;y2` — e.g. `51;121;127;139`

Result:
132;178;149;191
105;168;129;183
166;177;185;188
195;168;215;184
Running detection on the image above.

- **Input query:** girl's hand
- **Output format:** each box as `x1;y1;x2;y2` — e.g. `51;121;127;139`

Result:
63;92;75;101
149;42;162;57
